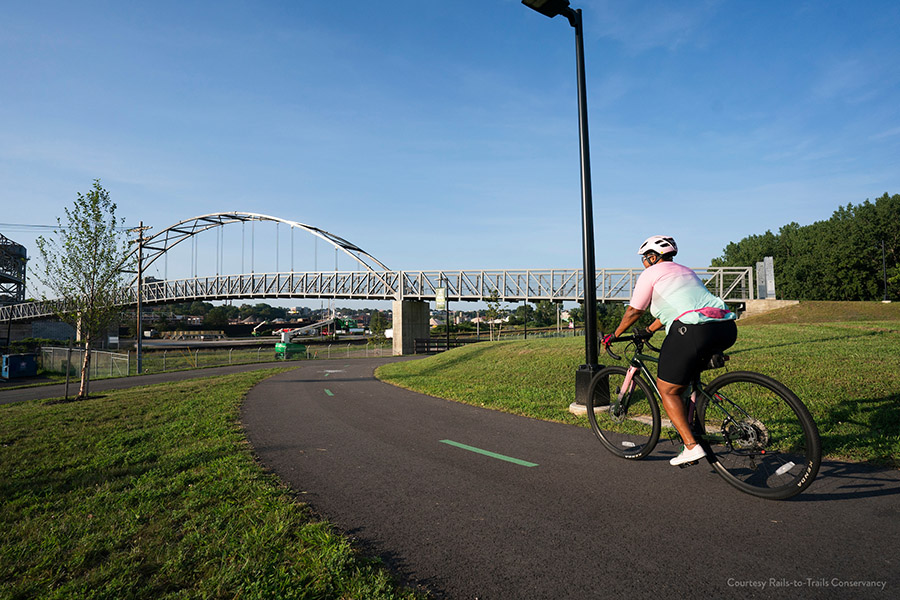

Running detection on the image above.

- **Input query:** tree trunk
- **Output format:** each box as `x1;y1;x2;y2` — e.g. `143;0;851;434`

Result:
79;339;91;398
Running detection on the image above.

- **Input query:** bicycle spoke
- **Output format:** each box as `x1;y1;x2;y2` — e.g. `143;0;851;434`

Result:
588;367;660;459
698;372;821;499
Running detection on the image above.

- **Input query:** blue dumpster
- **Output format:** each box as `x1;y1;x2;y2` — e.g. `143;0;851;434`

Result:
1;354;38;379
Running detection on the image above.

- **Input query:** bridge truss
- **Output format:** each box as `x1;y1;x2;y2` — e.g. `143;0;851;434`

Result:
1;267;754;321
131;211;389;284
1;210;755;322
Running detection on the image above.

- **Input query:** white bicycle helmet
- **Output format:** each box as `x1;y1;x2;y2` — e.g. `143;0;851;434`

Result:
637;235;678;257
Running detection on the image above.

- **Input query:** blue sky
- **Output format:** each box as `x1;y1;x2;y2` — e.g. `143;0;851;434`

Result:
2;0;899;303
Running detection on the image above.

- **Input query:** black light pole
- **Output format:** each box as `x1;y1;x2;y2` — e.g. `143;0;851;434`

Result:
522;0;600;403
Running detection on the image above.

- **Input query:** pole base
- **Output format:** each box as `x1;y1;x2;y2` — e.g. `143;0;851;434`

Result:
574;363;603;407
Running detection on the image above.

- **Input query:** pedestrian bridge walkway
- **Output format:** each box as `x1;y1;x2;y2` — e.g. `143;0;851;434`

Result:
0;267;753;322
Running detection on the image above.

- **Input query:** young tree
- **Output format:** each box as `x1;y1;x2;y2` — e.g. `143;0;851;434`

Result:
485;289;505;341
35;180;131;399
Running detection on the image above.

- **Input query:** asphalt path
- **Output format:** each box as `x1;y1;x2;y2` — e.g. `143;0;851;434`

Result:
241;358;900;600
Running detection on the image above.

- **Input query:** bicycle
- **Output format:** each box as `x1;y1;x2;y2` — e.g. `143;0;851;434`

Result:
586;332;821;500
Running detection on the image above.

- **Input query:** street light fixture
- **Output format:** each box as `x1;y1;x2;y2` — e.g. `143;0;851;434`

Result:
522;0;577;24
522;0;601;404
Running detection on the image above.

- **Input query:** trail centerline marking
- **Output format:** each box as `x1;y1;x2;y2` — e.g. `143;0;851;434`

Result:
324;389;334;397
439;439;538;468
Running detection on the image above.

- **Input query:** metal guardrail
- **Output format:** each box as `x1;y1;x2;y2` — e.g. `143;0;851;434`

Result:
414;338;483;354
1;267;754;322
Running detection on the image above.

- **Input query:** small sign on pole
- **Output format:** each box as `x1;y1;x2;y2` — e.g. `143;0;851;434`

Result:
436;287;447;311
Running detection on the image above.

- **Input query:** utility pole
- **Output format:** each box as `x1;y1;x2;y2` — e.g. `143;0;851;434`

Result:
129;222;152;374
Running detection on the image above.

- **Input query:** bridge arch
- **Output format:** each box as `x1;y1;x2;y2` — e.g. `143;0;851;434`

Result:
131;211;390;285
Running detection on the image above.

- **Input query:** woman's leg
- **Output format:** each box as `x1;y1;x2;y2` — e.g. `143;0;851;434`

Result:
656;378;698;448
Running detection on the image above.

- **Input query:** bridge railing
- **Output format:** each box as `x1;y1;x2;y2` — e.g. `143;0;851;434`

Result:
397;267;754;304
0;267;754;321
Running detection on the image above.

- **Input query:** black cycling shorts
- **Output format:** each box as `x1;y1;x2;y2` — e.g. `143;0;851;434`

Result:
657;319;738;386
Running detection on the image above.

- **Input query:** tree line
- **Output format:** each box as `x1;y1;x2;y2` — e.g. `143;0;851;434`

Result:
711;193;899;301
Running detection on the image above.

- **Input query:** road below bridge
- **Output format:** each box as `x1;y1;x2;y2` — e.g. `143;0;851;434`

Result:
242;358;899;599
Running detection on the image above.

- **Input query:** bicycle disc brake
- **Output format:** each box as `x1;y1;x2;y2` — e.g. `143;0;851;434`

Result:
608;392;627;424
724;417;769;454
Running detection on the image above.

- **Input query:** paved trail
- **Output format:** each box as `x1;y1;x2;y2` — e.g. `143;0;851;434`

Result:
241;358;900;599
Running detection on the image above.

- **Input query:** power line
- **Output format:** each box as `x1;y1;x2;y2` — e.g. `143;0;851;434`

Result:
0;223;59;232
0;222;132;232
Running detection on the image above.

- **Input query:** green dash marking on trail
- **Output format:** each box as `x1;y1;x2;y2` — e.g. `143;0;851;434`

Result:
439;440;538;467
324;389;334;397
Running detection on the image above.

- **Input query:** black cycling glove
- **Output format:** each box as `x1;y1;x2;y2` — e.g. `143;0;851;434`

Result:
632;327;654;340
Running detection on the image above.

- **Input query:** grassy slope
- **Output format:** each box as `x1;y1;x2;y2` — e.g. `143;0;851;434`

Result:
377;302;900;466
740;300;900;324
0;371;419;600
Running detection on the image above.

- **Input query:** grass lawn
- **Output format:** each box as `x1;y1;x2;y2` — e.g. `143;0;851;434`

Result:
0;370;419;600
377;302;900;467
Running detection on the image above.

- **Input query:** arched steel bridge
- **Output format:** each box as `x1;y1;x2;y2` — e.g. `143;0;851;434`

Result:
0;211;755;321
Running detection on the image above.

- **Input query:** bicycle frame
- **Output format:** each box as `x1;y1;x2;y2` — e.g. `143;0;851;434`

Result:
612;339;733;448
626;347;766;456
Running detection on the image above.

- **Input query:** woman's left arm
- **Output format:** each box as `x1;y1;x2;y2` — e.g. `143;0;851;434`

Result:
613;306;646;338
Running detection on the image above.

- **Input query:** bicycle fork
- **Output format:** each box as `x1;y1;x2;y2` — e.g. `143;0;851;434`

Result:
609;365;638;417
619;365;639;400
611;365;639;416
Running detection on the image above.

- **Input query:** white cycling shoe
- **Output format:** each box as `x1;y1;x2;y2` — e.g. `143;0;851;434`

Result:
670;444;706;466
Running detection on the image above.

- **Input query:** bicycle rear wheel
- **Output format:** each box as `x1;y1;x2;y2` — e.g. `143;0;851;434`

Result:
587;366;660;459
696;371;821;500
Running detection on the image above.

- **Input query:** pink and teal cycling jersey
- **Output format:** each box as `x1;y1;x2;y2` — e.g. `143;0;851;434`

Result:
630;261;736;333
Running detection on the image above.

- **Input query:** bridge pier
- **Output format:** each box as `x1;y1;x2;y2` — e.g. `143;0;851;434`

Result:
392;300;430;356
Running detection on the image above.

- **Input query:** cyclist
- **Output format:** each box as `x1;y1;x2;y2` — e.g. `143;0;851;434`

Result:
602;235;737;466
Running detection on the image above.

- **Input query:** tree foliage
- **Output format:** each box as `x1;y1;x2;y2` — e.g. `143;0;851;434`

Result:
509;301;563;327
368;309;388;339
35;180;131;398
711;193;899;301
203;306;231;329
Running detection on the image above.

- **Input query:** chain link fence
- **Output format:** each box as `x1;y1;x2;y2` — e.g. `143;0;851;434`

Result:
41;347;130;378
39;342;393;378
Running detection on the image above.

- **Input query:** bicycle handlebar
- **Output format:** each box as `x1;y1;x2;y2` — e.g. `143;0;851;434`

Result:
602;332;661;361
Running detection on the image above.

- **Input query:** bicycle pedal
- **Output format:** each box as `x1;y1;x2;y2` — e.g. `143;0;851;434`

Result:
678;460;700;469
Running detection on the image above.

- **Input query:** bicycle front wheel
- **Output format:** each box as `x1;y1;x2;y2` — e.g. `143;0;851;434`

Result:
696;371;821;500
587;366;660;459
